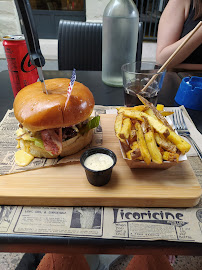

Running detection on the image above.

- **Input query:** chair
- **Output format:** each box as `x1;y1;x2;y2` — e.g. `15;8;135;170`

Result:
58;20;102;71
58;20;143;71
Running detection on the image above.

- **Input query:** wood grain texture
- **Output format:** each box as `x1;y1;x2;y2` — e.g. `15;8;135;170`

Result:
0;114;201;207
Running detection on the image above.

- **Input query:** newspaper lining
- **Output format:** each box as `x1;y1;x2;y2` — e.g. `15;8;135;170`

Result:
0;206;201;243
0;106;201;243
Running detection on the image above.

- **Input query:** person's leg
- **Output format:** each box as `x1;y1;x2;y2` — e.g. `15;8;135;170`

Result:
37;253;90;270
126;255;174;270
16;253;45;270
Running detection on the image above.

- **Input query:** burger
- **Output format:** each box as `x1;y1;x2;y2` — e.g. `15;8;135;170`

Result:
13;78;100;161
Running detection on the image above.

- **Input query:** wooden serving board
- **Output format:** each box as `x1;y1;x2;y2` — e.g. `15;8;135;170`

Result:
0;114;201;207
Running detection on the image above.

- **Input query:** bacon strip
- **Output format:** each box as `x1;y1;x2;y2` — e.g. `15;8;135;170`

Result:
41;128;62;155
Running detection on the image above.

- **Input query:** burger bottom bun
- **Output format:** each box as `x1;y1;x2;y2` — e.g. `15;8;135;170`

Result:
60;129;93;157
19;130;93;158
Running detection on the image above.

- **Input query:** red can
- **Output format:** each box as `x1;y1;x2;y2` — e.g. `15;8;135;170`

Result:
3;35;39;97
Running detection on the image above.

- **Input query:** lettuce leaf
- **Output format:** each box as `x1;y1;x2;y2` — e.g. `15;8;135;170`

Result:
34;139;45;149
79;115;100;135
34;139;53;156
21;134;45;150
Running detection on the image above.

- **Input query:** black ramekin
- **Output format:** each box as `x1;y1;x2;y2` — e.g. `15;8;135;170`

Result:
80;147;117;186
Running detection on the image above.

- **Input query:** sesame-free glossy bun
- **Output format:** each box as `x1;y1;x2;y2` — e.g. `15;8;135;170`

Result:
13;78;95;132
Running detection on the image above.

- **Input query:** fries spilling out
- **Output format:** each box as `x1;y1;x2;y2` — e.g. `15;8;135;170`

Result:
115;95;191;165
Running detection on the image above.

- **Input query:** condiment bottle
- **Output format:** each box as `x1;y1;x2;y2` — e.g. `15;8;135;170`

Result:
102;0;139;87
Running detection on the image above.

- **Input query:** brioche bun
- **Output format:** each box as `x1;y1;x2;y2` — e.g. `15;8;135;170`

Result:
13;78;95;132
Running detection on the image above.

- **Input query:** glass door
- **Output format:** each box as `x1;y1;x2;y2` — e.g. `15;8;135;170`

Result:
29;0;86;38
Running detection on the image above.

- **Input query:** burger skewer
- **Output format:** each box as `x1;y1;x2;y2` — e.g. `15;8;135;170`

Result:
65;69;76;109
37;65;48;95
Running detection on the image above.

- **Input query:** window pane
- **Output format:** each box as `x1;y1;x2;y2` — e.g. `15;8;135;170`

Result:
30;0;85;11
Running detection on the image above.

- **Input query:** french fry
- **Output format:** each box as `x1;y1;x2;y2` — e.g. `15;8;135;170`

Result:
167;130;191;155
117;105;148;113
131;141;140;150
154;132;177;153
121;110;143;121
128;129;137;146
163;151;180;162
119;137;127;144
145;115;170;137
119;118;131;139
114;112;123;136
135;122;151;165
121;140;131;152
126;141;142;160
126;149;133;160
140;116;162;164
137;94;174;131
129;129;137;140
158;146;165;156
114;113;123;134
140;119;148;134
145;131;163;164
131;149;143;160
156;104;164;111
141;116;151;133
141;116;163;164
145;108;158;119
160;111;174;117
114;113;128;144
123;110;170;137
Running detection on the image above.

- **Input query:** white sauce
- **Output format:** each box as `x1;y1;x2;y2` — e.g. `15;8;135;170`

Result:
84;153;114;171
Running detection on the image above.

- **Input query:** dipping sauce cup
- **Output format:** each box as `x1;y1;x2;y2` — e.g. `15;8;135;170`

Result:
80;147;117;186
121;61;165;107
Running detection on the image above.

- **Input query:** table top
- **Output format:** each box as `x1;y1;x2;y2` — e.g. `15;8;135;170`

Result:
0;69;202;255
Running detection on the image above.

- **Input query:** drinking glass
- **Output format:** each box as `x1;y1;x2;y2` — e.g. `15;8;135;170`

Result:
121;61;166;107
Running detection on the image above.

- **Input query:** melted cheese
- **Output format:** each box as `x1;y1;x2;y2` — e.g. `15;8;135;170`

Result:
16;140;20;149
15;150;34;167
16;127;25;137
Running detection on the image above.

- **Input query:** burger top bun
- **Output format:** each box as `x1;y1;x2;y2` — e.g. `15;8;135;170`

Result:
13;78;95;132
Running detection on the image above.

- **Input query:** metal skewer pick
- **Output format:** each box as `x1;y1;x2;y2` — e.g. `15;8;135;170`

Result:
37;65;48;95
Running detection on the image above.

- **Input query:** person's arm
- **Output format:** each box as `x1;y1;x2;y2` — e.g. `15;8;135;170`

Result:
156;0;202;69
